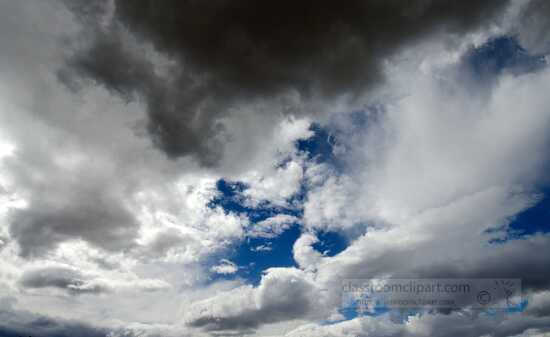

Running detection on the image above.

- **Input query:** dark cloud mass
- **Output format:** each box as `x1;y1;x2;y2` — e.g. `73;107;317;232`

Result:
63;0;510;165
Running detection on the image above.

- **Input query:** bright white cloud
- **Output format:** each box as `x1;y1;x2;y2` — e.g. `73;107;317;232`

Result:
211;259;239;275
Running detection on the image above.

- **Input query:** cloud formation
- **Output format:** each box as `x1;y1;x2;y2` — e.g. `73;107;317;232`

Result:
184;16;550;334
19;266;109;295
62;0;510;164
9;187;138;258
186;268;322;334
0;297;109;337
2;1;550;336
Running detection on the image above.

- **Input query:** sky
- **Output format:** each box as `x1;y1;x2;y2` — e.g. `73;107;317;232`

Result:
1;0;550;336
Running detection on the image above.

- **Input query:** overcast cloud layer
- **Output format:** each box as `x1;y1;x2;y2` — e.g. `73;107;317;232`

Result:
2;0;550;336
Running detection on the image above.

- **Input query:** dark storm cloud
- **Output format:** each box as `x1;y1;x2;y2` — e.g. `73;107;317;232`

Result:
63;0;510;165
19;267;109;295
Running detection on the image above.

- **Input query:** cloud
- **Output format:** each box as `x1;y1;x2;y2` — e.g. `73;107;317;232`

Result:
186;268;324;334
186;26;550;334
516;0;550;54
526;292;550;318
292;232;323;271
241;160;304;207
61;0;511;164
184;33;550;337
211;259;238;275
19;266;109;295
136;228;192;260
18;265;171;296
284;311;550;337
303;35;550;235
287;52;550;323
2;1;550;336
250;244;272;252
8;186;138;258
0;297;109;337
248;214;298;239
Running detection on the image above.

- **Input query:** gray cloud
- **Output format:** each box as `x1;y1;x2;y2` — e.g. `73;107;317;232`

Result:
0;297;109;337
62;0;511;165
526;292;550;318
186;268;321;333
8;183;138;258
19;266;109;295
138;228;189;259
284;304;550;337
340;235;550;291
312;234;550;316
517;0;550;54
4;130;141;259
0;0;146;258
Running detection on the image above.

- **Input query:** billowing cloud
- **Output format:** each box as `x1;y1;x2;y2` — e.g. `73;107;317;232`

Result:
186;268;323;334
184;12;550;334
1;0;550;336
62;0;511;164
9;188;138;258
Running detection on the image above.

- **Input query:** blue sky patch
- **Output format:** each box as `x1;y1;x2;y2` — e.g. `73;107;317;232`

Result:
208;178;305;284
209;178;301;223
296;123;339;167
231;225;302;285
465;36;546;80
506;192;550;238
487;190;550;244
312;230;348;257
209;225;302;285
